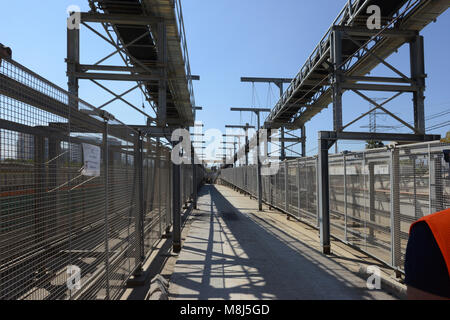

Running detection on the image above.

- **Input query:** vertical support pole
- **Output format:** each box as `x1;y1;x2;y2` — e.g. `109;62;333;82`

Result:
245;125;249;166
297;158;301;218
103;121;110;300
410;35;426;135
157;22;167;126
412;155;420;219
301;126;306;158
192;145;197;209
134;133;145;275
343;154;348;242
172;138;182;253
284;161;289;212
256;112;263;211
166;152;172;234
157;138;162;237
318;133;331;254
368;162;375;240
67;22;79;110
280;127;286;161
315;156;320;228
331;29;343;155
390;148;401;269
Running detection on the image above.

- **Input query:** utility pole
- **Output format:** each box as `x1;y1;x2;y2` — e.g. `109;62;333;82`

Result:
225;124;255;166
241;77;292;160
230;107;271;211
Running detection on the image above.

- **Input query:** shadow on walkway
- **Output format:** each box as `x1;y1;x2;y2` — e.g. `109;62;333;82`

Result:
169;185;394;300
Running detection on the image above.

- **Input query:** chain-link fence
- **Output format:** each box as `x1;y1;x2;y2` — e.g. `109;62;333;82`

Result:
220;141;450;272
0;59;201;300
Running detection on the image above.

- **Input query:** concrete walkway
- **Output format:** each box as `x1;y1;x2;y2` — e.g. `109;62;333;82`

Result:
169;185;397;300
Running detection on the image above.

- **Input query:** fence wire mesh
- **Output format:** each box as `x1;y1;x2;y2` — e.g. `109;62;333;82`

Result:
220;141;450;271
0;59;199;300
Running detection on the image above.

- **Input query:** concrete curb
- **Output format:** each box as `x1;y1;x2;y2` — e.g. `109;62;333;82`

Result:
145;274;169;300
357;265;407;300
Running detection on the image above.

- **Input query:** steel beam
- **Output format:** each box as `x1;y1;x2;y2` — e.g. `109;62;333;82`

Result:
410;35;426;135
157;21;168;126
67;21;80;110
241;77;292;84
81;12;162;25
334;26;418;38
73;72;162;81
319;131;440;142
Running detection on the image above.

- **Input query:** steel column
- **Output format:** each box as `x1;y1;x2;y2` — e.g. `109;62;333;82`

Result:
331;30;343;133
257;113;263;211
318;135;332;254
410;35;426;135
172;138;182;253
157;22;167;126
301;126;306;157
284;161;289;212
192;149;197;209
297;158;301;218
67;24;80;110
103;121;111;299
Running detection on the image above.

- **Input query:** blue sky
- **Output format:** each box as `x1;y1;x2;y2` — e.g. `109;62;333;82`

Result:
1;0;449;158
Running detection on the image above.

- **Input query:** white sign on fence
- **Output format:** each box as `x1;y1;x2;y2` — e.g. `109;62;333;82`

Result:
330;164;390;176
81;143;101;177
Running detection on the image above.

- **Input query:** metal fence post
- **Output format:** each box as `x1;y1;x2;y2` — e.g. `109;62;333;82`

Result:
343;154;348;242
318;136;331;254
368;161;375;240
134;133;145;274
285;161;289;212
172;138;182;253
315;156;320;228
192;147;197;209
297;159;301;218
103;120;111;300
389;147;401;269
157;139;162;237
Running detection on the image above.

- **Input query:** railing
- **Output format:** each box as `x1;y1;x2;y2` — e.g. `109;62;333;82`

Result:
0;58;203;300
220;141;450;272
266;0;427;125
174;0;196;109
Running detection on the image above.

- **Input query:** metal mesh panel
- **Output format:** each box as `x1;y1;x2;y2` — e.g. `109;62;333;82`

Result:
219;141;450;272
0;59;176;300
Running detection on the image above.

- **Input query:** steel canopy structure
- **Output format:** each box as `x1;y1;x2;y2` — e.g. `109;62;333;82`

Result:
69;0;196;127
264;0;450;130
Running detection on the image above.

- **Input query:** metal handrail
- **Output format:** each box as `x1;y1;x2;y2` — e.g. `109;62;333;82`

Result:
174;0;196;109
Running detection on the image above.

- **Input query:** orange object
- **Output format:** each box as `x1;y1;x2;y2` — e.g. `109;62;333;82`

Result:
410;208;450;278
